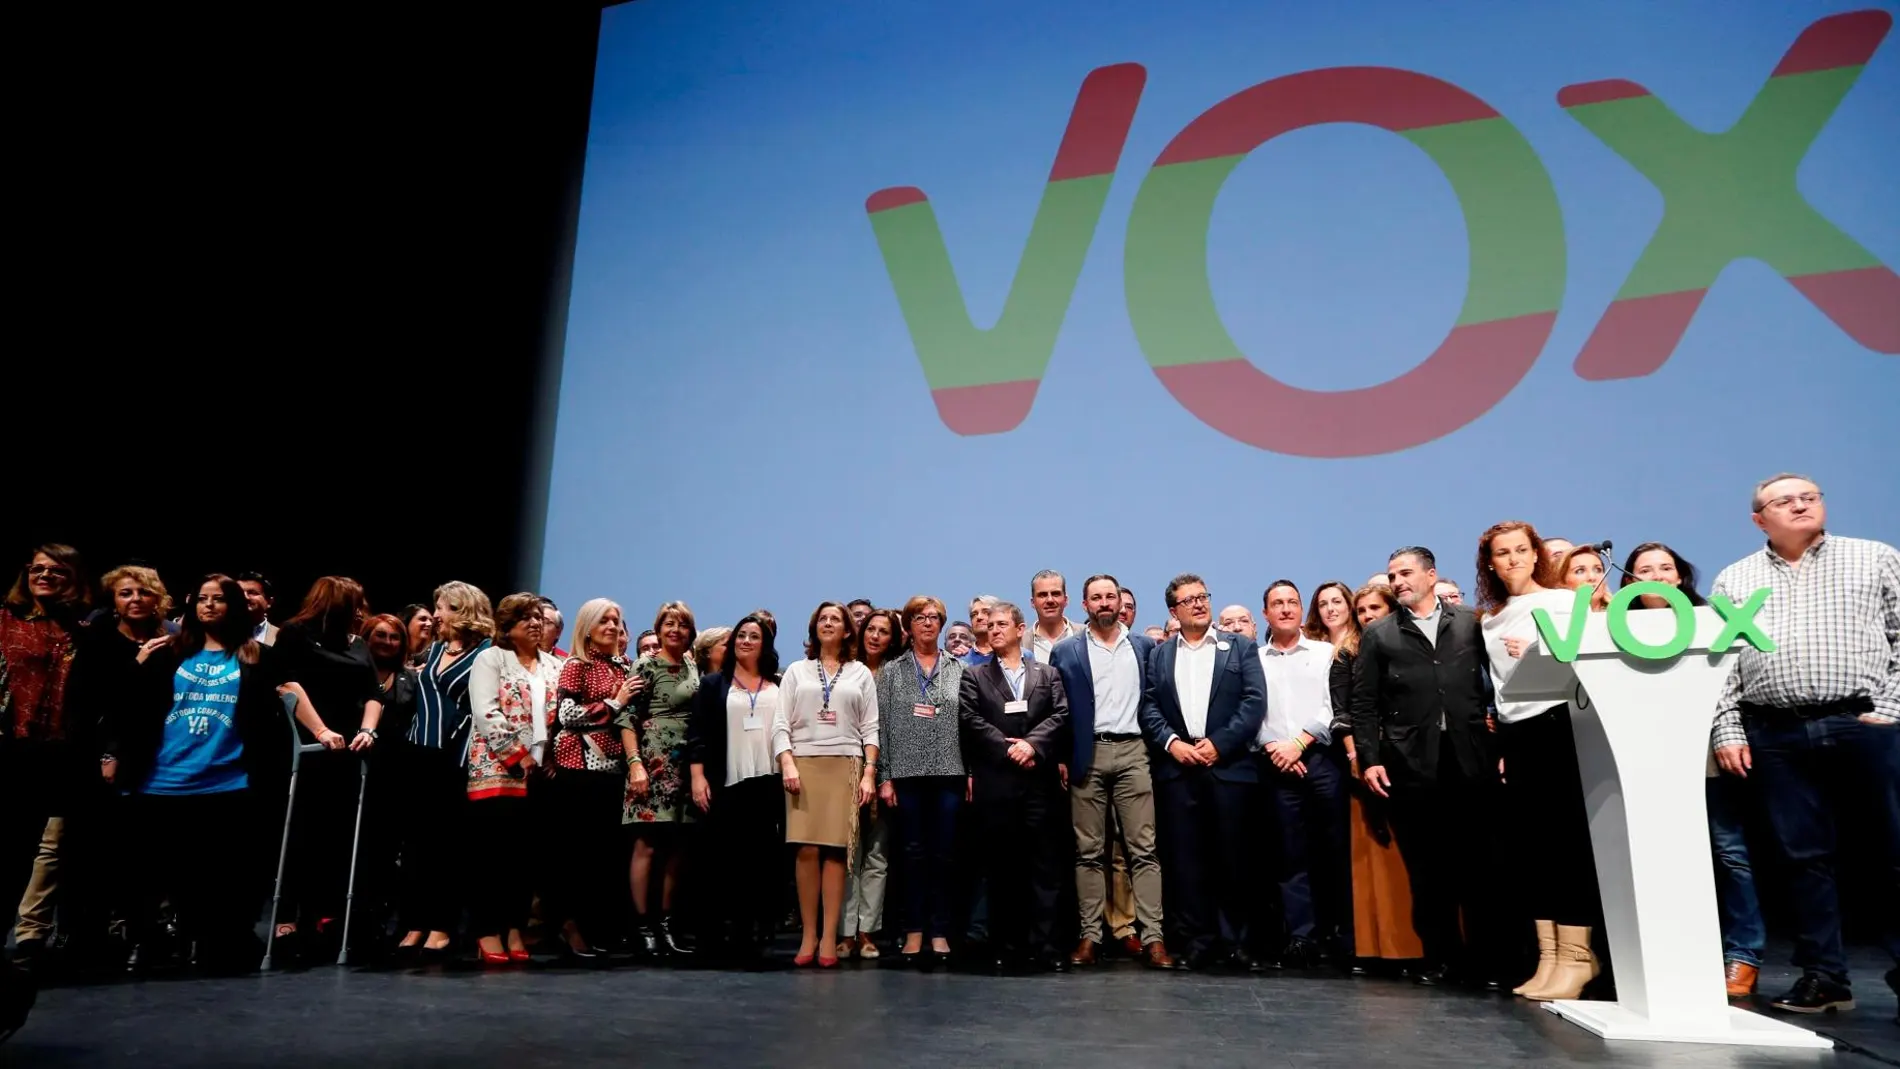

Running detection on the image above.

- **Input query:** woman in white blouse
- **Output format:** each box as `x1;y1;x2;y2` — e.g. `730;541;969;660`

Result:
686;615;784;964
1476;521;1601;1002
773;602;880;967
465;593;563;964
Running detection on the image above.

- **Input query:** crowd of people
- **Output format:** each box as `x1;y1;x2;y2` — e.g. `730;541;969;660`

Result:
1;473;1894;1023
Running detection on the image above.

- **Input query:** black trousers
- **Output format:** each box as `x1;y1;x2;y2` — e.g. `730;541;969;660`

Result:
132;789;263;965
974;780;1066;959
388;743;466;935
468;794;535;938
542;767;628;947
1386;749;1507;975
1260;749;1350;944
705;775;786;950
1155;768;1255;961
1499;706;1600;926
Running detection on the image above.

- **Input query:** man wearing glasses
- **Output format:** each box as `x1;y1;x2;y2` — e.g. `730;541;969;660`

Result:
1139;574;1266;970
1710;474;1900;1018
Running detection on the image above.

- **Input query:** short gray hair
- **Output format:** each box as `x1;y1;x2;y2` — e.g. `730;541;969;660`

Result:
1752;472;1816;512
1029;569;1065;594
970;594;1000;611
989;600;1025;626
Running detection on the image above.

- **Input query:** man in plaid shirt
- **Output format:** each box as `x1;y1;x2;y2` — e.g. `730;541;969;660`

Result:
1709;473;1900;1018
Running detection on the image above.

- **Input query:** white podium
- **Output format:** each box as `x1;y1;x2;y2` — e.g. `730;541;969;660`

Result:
1501;602;1830;1049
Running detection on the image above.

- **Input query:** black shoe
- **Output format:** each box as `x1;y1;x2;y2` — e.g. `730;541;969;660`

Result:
8;940;45;969
657;916;693;958
1282;937;1323;970
1413;964;1451;987
633;918;662;959
1227;948;1258;974
1768;974;1855;1015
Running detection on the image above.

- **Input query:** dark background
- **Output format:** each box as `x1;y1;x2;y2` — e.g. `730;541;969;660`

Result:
11;3;608;617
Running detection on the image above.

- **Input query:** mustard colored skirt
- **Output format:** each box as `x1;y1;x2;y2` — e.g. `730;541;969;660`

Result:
784;755;861;848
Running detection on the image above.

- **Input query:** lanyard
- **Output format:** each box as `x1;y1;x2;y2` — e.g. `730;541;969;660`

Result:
915;652;941;701
816;661;843;710
735;674;763;712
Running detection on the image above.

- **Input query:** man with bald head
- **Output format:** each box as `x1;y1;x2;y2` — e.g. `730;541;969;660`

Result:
1217;605;1257;643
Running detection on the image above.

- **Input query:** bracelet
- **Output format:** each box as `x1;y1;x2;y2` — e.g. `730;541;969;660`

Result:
356;728;378;740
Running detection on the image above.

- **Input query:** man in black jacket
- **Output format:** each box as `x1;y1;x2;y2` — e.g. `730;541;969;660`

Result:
960;602;1071;971
1351;546;1505;987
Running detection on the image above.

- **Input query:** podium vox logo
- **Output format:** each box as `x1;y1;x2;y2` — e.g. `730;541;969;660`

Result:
865;11;1898;457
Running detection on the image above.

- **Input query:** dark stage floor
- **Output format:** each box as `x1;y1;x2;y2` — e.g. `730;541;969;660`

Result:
6;947;1896;1068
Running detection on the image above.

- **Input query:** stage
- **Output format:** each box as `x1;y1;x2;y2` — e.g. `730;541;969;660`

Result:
6;945;1894;1068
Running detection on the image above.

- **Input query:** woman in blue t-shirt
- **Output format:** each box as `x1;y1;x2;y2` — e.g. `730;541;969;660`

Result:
105;573;304;973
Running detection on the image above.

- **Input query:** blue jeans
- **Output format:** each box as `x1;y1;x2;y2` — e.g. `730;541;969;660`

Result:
894;776;962;940
1706;774;1764;967
1744;711;1900;981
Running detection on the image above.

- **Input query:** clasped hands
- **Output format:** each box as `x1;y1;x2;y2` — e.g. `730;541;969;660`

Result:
1166;738;1219;766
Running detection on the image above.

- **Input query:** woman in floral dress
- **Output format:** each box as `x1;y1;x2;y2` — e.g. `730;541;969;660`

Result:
617;600;699;958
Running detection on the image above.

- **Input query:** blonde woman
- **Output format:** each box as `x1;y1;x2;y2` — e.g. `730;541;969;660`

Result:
618;601;701;958
391;580;493;962
466;593;563;964
693;626;732;676
775;602;879;967
548;598;645;959
1557;545;1612;612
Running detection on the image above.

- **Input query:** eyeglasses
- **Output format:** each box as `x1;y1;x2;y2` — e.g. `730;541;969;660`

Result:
1169;593;1211;609
912;612;943;623
1761;491;1823;512
26;565;73;579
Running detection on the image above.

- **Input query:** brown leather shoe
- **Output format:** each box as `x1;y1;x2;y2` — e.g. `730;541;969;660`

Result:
1121;935;1143;958
1725;960;1759;998
1070;940;1099;966
1144;942;1178;970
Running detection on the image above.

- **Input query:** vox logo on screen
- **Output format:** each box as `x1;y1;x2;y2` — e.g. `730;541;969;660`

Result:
865;10;1899;457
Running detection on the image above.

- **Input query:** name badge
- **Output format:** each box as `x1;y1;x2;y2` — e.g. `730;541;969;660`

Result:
1004;699;1029;715
818;708;838;725
912;703;936;719
742;713;763;732
1216;641;1231;651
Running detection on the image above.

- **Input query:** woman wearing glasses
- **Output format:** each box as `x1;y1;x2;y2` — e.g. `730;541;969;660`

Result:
874;595;966;968
0;544;93;952
774;602;878;967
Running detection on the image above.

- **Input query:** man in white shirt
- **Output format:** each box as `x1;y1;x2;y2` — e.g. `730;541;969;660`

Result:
1138;573;1266;970
238;571;277;645
1026;570;1082;663
1047;575;1173;970
1253;580;1346;969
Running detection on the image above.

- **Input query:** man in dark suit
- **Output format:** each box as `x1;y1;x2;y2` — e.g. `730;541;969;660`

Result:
1048;574;1173;969
1352;545;1505;987
1139;573;1267;970
960;601;1072;971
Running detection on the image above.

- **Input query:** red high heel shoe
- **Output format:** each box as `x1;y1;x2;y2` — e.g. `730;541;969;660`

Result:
817;955;841;968
479;950;511;966
793;949;816;967
508;949;531;963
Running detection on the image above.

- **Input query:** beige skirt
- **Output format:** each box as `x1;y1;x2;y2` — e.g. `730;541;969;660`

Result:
784;754;861;848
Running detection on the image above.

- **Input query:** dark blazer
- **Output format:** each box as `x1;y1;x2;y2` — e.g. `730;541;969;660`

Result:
1349;600;1492;788
686;671;736;778
958;657;1069;800
1138;631;1267;783
108;641;294;796
1047;628;1157;777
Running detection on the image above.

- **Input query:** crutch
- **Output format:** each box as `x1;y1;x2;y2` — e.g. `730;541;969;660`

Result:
262;694;328;972
335;757;370;965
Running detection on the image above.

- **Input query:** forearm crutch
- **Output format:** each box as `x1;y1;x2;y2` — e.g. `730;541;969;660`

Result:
335;757;369;965
263;693;327;971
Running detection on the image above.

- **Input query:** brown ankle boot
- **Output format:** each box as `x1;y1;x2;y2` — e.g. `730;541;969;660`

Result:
1514;920;1558;997
1527;925;1600;1002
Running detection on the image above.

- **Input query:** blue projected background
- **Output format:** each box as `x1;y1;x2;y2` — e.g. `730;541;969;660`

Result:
538;0;1898;634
